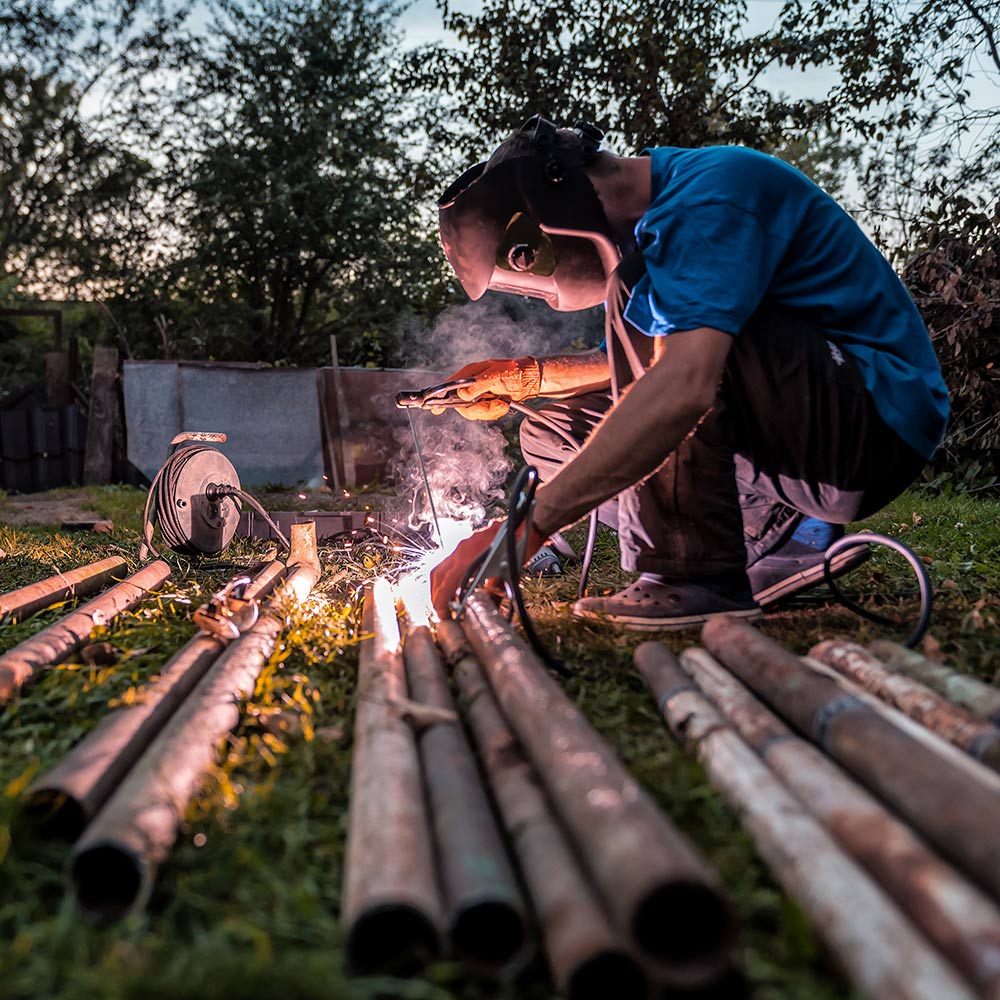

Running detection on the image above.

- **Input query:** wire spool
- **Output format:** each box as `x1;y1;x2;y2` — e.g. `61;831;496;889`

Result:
143;444;243;556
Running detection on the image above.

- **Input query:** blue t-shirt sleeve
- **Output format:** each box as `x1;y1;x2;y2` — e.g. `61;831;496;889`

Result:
624;200;790;337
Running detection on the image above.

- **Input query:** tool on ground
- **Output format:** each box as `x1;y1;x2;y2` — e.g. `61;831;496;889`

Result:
140;432;289;559
192;575;260;641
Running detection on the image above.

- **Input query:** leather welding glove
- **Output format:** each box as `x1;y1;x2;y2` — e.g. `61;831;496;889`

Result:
433;356;542;421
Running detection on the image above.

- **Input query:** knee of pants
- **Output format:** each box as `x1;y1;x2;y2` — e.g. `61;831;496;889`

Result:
519;414;559;466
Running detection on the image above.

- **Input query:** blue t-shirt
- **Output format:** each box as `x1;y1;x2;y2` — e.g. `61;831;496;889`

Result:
621;146;949;460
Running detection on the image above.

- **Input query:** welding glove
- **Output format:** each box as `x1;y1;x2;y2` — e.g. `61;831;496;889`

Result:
433;356;542;420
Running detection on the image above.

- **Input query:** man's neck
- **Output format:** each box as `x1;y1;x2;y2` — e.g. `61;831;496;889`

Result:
592;155;652;254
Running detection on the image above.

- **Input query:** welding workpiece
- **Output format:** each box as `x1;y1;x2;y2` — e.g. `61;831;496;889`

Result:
703;617;1000;906
0;556;128;625
0;561;173;703
638;642;978;1000
459;590;736;985
678;645;1000;997
69;523;320;921
26;559;286;841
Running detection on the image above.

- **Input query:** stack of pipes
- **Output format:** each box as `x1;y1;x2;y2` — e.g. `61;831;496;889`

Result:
343;582;738;998
638;618;1000;1000
8;524;321;920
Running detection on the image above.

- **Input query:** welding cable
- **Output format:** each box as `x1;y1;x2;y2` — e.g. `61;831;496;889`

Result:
823;533;934;648
507;401;599;599
141;445;289;558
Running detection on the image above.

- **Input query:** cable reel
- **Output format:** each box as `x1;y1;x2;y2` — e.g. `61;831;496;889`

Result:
140;432;288;559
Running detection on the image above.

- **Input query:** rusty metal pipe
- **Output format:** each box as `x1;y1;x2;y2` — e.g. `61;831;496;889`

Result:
25;559;286;840
870;639;1000;726
459;591;733;975
0;560;172;702
681;645;1000;997
341;577;443;973
437;620;648;1000
0;556;128;624
402;623;529;977
69;527;318;920
702;617;1000;905
636;641;977;1000
812;639;1000;774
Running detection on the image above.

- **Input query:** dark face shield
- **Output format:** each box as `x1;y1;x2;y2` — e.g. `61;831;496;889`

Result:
438;142;619;311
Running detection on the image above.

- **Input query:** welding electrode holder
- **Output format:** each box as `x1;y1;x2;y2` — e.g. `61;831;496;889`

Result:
192;574;261;641
394;377;480;410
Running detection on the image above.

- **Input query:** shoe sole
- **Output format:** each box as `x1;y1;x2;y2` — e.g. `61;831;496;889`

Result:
571;605;761;632
753;547;871;608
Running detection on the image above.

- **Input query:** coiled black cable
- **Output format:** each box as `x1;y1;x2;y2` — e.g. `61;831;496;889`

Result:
824;533;933;648
141;445;289;558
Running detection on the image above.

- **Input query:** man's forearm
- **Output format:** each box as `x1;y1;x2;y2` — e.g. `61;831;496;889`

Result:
531;329;733;536
537;349;610;396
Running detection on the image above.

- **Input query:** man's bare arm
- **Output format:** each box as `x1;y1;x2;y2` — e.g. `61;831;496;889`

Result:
532;328;733;535
537;349;611;396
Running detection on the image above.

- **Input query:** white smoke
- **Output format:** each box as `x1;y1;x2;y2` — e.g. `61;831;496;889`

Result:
391;295;602;535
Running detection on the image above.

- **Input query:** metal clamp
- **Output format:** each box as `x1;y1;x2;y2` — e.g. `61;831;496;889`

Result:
193;575;260;641
395;377;479;409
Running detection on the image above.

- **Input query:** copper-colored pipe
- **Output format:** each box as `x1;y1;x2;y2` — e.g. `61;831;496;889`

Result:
812;639;1000;774
702;617;1000;905
69;526;318;920
26;559;286;840
341;578;443;973
870;639;1000;725
438;620;648;1000
459;591;734;977
0;556;128;624
636;641;976;1000
403;623;530;977
0;560;172;702
682;645;1000;997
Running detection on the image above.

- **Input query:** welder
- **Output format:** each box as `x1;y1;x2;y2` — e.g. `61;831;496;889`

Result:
429;116;949;629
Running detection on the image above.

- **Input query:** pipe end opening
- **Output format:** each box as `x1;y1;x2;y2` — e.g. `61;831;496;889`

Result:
633;881;733;964
451;900;527;970
348;904;440;975
72;845;143;921
567;950;648;1000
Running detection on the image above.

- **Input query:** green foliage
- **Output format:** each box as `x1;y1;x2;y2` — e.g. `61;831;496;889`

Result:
131;0;451;366
905;201;1000;491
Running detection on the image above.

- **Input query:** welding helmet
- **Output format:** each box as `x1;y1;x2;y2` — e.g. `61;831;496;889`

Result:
438;115;620;311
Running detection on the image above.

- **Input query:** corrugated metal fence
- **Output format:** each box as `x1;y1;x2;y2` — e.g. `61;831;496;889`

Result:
0;405;87;493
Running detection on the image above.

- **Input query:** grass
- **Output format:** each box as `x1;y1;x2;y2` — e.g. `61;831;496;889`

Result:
1;485;999;999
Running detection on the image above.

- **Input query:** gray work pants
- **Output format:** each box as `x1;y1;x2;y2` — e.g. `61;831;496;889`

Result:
519;306;927;577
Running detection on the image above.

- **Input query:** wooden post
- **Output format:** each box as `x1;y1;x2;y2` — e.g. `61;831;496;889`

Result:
83;346;119;486
330;335;356;487
45;351;73;407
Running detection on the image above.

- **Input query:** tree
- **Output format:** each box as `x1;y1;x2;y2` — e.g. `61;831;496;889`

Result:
145;0;450;365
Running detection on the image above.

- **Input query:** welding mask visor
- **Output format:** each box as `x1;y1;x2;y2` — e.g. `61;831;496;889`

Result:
438;136;618;310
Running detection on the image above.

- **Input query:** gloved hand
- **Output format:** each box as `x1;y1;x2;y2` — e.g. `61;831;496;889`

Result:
430;519;547;618
432;356;542;421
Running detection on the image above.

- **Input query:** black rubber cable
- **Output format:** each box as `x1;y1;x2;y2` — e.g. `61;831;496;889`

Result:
823;533;934;648
508;401;598;599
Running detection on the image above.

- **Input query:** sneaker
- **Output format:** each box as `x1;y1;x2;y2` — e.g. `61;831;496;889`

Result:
526;544;563;577
572;571;760;631
749;537;870;607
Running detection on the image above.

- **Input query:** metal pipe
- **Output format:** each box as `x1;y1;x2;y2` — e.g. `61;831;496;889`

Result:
69;526;319;921
870;639;1000;726
459;591;734;976
812;639;1000;774
681;645;1000;997
0;556;128;624
402;623;530;977
701;617;1000;905
437;620;648;1000
635;641;977;1000
0;560;172;702
25;559;287;840
341;577;443;973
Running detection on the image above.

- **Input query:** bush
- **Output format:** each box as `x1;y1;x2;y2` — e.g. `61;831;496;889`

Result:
904;201;1000;491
